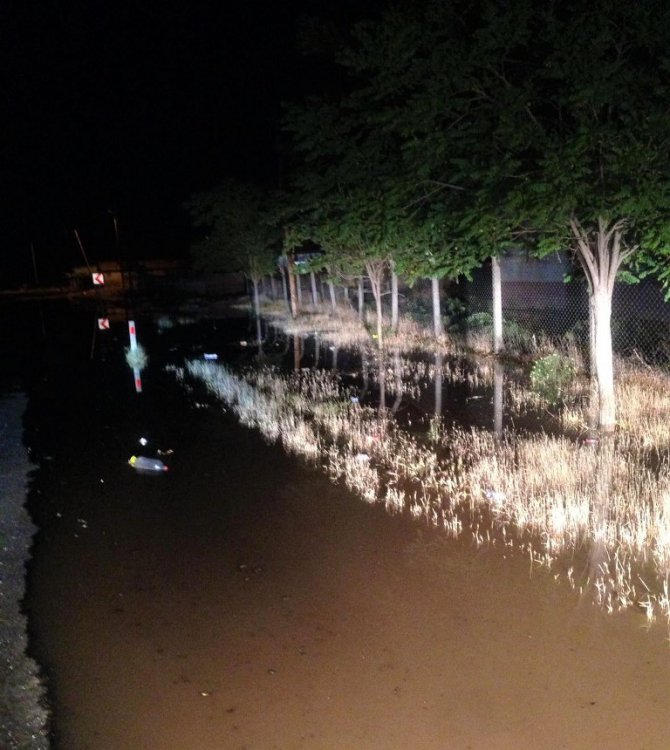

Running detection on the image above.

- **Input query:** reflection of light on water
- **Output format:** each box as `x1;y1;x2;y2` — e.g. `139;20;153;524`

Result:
169;356;670;631
125;342;147;393
125;344;148;370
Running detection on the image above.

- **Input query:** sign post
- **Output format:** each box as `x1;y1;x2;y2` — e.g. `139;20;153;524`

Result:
128;320;137;351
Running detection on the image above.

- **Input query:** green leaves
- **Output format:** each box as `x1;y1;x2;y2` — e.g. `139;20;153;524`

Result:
185;179;278;282
277;0;670;297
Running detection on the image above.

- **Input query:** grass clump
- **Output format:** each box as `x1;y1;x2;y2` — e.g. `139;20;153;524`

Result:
530;353;576;405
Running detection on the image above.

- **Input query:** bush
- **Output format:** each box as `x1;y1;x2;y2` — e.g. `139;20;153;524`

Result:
530;353;575;404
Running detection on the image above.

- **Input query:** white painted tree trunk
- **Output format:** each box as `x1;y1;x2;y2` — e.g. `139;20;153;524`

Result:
593;290;616;431
252;278;262;347
252;277;261;320
569;216;634;432
310;271;319;308
492;255;504;354
286;258;299;318
365;261;385;349
328;281;337;312
390;262;399;333
431;276;443;338
280;266;290;313
296;273;303;308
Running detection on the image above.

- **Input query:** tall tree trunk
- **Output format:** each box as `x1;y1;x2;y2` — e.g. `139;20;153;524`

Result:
390;261;399;334
310;270;319;309
391;349;403;414
431;276;444;339
342;286;350;306
252;277;261;320
358;277;365;321
589;296;597;379
365;261;385;349
378;352;387;414
251;277;262;348
570;216;634;432
492;255;504;354
593;290;615;431
280;266;290;314
328;280;337;313
269;275;277;300
296;273;303;308
285;256;299;318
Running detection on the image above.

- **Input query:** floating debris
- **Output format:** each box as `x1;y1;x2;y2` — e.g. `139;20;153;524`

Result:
128;456;169;473
485;489;506;505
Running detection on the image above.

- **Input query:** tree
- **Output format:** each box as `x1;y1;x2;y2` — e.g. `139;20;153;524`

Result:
342;0;670;429
502;0;670;431
185;180;279;342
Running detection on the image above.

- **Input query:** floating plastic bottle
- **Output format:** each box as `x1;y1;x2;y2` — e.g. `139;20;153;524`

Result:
128;455;169;472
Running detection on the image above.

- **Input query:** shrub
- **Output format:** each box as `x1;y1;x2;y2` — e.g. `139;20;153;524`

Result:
530;353;575;404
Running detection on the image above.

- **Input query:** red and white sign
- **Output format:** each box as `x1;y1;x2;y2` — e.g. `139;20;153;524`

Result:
97;318;110;330
92;272;105;286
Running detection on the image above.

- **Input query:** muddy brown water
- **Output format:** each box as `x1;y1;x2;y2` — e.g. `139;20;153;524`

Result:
22;311;670;749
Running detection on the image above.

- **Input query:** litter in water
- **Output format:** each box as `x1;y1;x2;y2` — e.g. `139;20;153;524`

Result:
485;489;506;504
203;353;218;360
128;455;169;473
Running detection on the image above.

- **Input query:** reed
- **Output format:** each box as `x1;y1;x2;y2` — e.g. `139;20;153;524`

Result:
172;352;670;629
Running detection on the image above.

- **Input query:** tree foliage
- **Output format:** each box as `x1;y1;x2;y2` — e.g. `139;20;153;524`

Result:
185;179;278;283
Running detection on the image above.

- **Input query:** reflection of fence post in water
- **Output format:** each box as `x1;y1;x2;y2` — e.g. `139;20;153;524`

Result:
293;334;302;371
493;360;504;439
314;335;320;368
360;353;370;402
434;352;443;418
391;350;402;413
377;352;386;414
331;346;338;372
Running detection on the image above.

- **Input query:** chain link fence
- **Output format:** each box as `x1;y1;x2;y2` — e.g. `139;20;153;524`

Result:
453;255;670;366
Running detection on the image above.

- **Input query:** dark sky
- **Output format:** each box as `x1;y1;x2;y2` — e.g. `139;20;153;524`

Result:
2;0;377;281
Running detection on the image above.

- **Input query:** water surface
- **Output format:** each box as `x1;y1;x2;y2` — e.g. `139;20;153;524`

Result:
22;306;670;749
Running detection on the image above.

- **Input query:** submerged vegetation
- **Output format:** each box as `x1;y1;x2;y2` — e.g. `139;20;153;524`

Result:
170;325;670;631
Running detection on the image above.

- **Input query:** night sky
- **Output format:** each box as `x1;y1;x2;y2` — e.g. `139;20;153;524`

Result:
2;0;377;282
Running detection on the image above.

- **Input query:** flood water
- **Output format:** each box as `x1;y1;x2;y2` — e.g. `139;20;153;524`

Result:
15;302;670;748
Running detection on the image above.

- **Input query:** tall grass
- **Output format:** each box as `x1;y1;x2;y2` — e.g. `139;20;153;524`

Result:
172;354;670;629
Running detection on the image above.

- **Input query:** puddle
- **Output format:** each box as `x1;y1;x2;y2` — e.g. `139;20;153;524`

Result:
17;304;670;748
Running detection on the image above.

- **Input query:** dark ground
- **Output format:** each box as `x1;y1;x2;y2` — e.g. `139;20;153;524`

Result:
0;393;49;749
